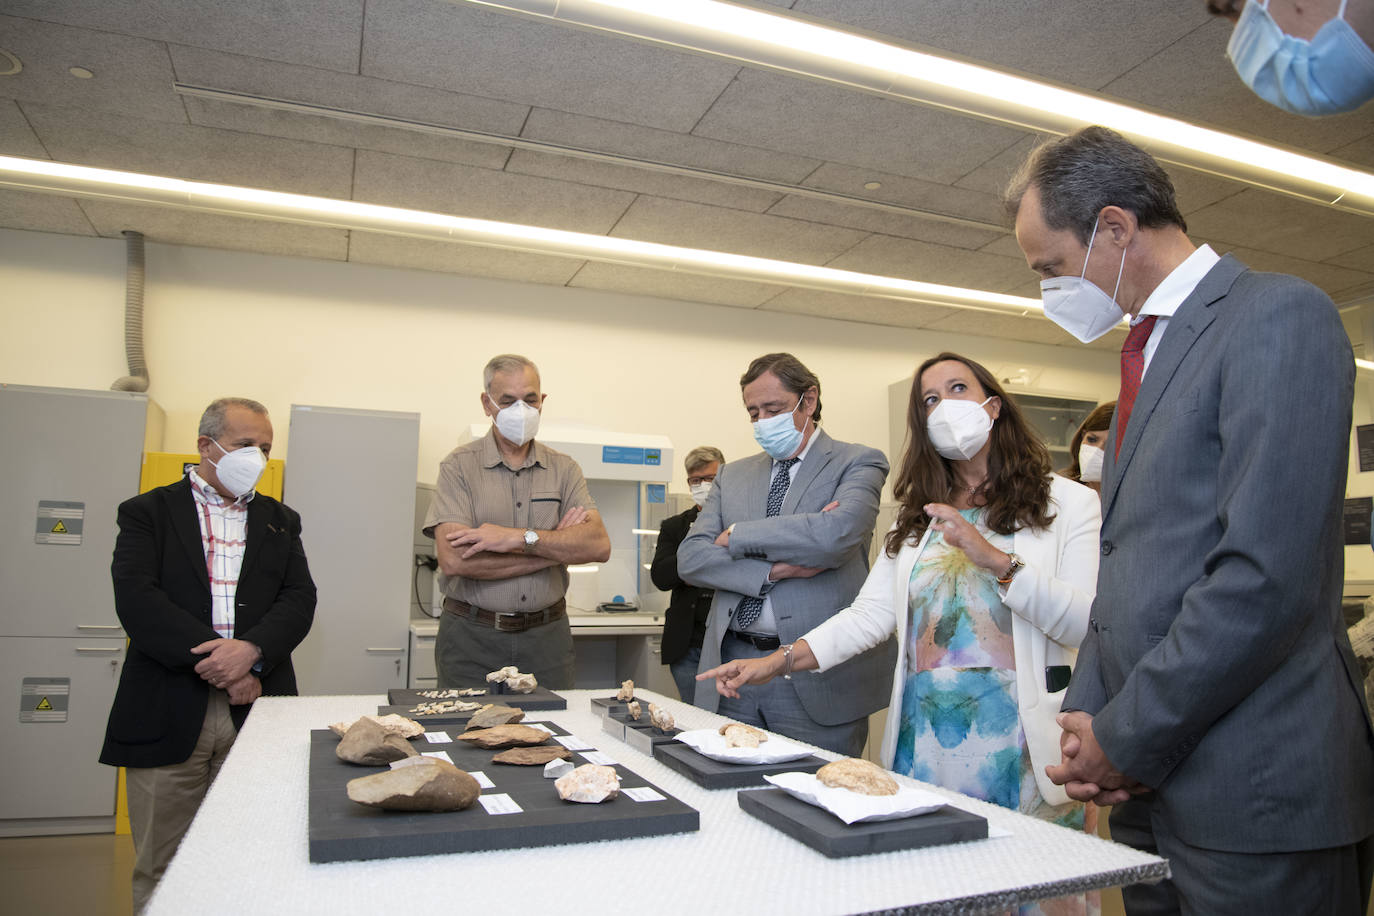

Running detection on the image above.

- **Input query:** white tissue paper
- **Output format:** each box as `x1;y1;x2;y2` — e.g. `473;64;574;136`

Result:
674;728;814;765
763;772;950;824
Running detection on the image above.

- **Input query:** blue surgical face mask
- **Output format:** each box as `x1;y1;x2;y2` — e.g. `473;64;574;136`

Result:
752;396;807;460
1227;0;1374;116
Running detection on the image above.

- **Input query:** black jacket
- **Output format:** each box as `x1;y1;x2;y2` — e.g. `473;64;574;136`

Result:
650;505;713;664
100;478;316;768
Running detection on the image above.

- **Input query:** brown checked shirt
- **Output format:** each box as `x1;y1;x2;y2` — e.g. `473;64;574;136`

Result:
423;428;596;613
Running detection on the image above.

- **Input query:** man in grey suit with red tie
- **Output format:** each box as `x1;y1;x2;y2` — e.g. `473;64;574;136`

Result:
1007;126;1374;914
678;352;893;756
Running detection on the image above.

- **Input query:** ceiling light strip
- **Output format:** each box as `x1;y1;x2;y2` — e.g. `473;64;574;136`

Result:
172;82;1005;235
0;155;1041;316
452;0;1374;217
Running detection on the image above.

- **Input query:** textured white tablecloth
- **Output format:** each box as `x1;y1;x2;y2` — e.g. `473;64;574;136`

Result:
148;690;1167;916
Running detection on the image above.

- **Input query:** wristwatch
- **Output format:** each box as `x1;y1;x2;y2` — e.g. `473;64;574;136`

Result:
522;528;540;554
997;553;1025;585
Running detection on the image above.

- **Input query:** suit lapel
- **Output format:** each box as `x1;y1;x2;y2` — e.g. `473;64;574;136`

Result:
166;478;211;590
240;495;268;583
1102;255;1244;519
781;429;832;515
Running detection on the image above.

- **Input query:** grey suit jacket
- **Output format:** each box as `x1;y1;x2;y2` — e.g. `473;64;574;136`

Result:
677;428;895;724
1065;254;1374;853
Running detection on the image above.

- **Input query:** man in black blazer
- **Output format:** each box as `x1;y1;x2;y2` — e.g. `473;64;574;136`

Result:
651;446;723;703
100;398;316;913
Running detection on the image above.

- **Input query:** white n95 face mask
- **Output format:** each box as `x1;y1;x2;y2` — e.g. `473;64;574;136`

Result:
926;396;994;461
208;439;267;498
488;396;540;446
1227;0;1374;116
1078;443;1105;483
689;480;714;506
1040;215;1129;343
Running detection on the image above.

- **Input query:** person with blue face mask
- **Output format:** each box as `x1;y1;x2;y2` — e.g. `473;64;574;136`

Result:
677;353;892;756
1210;0;1374;114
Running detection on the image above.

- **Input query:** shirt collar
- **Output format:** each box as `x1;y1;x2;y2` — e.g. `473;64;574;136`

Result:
1135;244;1220;324
777;425;820;467
480;426;547;471
188;467;254;507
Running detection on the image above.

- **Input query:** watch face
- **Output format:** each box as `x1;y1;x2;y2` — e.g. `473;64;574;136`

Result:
524;529;538;545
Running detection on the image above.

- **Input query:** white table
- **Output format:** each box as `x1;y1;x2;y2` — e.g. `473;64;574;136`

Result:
149;690;1167;915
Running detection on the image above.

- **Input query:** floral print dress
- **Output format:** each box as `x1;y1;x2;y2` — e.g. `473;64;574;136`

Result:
893;508;1098;916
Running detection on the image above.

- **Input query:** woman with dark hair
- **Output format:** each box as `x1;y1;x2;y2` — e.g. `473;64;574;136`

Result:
701;353;1103;909
1062;402;1116;493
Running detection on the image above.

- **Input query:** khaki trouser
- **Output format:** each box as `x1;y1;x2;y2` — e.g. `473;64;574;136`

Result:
125;689;237;914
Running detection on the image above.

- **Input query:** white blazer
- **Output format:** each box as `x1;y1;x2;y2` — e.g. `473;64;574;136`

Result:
804;474;1101;807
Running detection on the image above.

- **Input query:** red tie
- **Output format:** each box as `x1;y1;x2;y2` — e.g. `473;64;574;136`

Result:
1116;316;1158;458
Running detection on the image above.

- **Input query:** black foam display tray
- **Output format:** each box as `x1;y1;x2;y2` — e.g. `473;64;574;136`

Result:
308;722;699;863
653;741;825;789
589;695;641;713
737;788;987;858
387;686;567;710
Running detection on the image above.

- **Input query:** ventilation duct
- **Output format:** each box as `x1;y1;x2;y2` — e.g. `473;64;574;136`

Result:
109;230;149;393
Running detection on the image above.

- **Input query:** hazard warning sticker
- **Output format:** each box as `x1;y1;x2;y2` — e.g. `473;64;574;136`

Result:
20;677;70;723
35;500;84;546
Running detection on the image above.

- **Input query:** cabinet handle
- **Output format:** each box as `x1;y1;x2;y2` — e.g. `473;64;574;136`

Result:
77;625;123;630
75;646;122;653
365;647;405;654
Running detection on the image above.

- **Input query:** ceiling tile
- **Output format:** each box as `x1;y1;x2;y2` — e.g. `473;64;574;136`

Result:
920;309;1081;347
505;149;783;213
0;15;186;124
692;69;1027;185
608;196;868;263
79;200;349;259
953;134;1048;196
353;150;635;233
0;99;47;158
567;262;785;308
760;287;962;329
1165;166;1246;214
521;108;821;185
793;0;1205;90
1329;133;1374;170
1200;239;1374;304
23;103;356;196
826;233;1036;293
766;194;1003;251
1327;244;1374;274
2;1;364;72
1186;188;1374;263
802;162;1005;226
361;0;739;132
348;232;582;285
0;190;96;236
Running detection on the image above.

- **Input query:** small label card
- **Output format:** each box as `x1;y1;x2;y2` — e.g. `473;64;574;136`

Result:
622;786;665;803
524;722;555;734
479;793;523;815
467;770;496;789
580;751;618;766
554;734;595;751
420;751;453;764
423;731;451;744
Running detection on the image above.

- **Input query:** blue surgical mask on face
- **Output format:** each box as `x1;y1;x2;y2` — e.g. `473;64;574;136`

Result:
752;396;806;460
1227;0;1374;116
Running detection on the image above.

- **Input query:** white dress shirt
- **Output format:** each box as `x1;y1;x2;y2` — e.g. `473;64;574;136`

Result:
1136;244;1220;377
742;427;819;636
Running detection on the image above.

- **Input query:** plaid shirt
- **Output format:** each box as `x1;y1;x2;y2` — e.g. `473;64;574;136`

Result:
188;468;255;639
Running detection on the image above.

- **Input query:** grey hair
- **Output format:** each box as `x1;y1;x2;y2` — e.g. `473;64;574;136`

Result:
683;446;725;474
1003;126;1187;245
483;354;540;393
198;398;268;439
739;352;823;425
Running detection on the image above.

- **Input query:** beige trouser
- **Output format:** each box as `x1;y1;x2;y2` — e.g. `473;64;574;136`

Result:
125;690;237;914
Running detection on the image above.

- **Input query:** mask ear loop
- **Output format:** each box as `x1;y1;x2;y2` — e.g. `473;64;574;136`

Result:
1110;237;1128;303
1079;214;1101;280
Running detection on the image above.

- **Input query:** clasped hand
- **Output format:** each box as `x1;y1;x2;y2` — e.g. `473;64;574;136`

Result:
446;506;588;558
1045;710;1148;805
190;638;263;705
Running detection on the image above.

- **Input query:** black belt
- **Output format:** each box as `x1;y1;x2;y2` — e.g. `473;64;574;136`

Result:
443;597;567;632
728;630;781;651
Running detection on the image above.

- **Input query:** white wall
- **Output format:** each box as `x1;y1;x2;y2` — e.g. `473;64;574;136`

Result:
0;227;1121;492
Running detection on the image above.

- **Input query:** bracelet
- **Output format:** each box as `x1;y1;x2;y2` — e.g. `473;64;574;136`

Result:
782;643;795;680
996;552;1025;585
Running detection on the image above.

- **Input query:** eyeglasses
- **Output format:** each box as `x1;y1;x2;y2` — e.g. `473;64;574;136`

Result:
687;474;717;486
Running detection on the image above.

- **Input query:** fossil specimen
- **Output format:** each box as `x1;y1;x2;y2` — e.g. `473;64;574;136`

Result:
408;699;483;716
816;758;899;796
464;704;526;730
346;758;479;811
626;700;642;720
328;714;424;739
616;679;635;701
492;745;573;765
454;724;551;749
648;704;674;732
555;763;621;803
719;723;768;749
336;717;419;765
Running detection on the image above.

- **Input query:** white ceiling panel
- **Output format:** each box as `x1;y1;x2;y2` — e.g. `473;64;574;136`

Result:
505;149;784;213
0;15;186;124
567;262;785;308
1165;166;1247;215
692;69;1028;185
361;0;740;133
348;232;583;285
1187;189;1374;264
1203;241;1374;303
608;196;868;264
521;108;821;185
766;195;1003;251
826;234;1034;293
79;200;350;260
1327;245;1374;274
0;98;47;158
1329;134;1374;169
23;104;356;196
920;309;1079;347
1;0;364;72
801;162;1005;227
353;150;635;234
761;287;963;329
793;0;1205;90
953;134;1048;196
0;190;96;236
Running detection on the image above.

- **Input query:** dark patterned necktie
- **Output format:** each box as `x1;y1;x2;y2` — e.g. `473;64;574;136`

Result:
733;457;799;630
1115;316;1158;458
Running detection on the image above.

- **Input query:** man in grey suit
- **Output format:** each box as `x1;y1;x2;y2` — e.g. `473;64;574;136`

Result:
678;352;894;756
1007;126;1374;914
